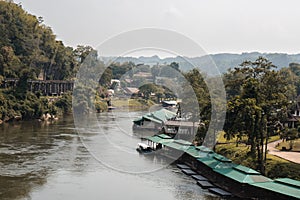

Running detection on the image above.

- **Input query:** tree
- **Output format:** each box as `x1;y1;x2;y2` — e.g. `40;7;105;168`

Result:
224;57;288;174
0;46;22;77
139;83;158;99
282;128;299;150
73;45;94;63
15;68;35;99
0;1;80;121
99;68;112;87
183;69;211;143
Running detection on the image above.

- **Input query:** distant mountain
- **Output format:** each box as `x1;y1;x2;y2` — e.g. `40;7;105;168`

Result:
101;52;300;74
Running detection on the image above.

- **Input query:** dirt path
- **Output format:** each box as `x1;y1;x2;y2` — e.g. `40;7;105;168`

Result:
267;140;300;164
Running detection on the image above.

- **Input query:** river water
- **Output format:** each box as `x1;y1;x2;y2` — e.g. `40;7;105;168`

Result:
0;111;221;200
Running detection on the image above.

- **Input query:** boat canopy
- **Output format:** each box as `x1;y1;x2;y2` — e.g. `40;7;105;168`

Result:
137;143;151;149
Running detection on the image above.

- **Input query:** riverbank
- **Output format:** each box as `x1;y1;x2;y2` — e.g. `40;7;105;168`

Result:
0;90;72;123
215;138;300;181
110;98;155;110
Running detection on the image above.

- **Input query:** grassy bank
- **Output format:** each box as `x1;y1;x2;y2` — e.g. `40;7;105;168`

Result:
215;133;300;180
111;98;155;110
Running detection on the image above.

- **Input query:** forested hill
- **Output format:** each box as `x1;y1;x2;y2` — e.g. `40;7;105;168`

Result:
102;52;300;74
0;1;78;80
191;52;300;73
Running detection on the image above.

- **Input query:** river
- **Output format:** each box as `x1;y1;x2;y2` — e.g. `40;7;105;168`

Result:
0;111;221;200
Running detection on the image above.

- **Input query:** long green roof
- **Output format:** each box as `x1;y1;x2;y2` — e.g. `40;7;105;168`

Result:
164;141;190;151
213;154;232;162
157;134;172;139
185;146;210;158
251;181;300;199
214;168;272;184
174;139;192;146
197;154;236;169
274;178;300;189
233;165;260;175
195;145;214;153
141;136;300;198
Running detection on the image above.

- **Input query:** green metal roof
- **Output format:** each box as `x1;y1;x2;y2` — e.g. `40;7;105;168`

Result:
157;134;172;139
184;146;198;156
197;156;216;162
213;154;232;162
133;117;143;122
143;115;162;124
146;135;173;144
174;139;192;146
251;181;300;199
197;154;236;169
214;168;272;184
146;136;162;143
274;178;300;189
133;108;176;124
141;136;300;198
185;146;210;158
195;145;214;153
164;141;190;151
233;165;260;175
150;109;176;122
202;159;236;169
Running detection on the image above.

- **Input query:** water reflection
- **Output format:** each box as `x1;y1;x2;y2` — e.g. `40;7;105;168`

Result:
0;116;91;200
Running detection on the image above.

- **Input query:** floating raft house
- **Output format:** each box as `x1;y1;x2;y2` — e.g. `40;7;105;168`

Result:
133;109;176;126
145;135;300;199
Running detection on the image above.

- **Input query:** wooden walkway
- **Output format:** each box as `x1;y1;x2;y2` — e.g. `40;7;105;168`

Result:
1;79;74;96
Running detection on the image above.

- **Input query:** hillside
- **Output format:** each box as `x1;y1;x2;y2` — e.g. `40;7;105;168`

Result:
0;1;78;80
101;52;300;74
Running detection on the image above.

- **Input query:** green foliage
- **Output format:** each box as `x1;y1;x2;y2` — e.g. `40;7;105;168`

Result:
184;69;211;118
216;144;300;180
223;57;289;174
55;92;72;113
139;83;159;99
0;1;78;80
99;68;112;87
0;90;45;120
181;69;212;143
108;62;134;80
94;100;107;112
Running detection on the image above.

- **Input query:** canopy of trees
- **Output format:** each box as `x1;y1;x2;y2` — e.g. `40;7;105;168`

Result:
0;1;78;80
223;57;293;174
0;1;79;121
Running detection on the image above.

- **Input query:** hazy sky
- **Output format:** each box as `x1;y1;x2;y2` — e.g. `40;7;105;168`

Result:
15;0;300;55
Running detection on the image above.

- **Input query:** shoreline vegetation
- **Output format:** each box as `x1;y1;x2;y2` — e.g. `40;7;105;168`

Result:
215;133;300;180
110;98;155;110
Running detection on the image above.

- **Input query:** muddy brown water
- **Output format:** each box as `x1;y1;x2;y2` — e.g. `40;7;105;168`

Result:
0;111;221;200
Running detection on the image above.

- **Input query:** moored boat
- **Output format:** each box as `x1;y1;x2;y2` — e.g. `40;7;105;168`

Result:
136;143;153;154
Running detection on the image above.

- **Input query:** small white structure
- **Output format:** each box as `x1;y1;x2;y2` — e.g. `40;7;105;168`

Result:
162;100;177;108
110;79;121;91
107;89;114;96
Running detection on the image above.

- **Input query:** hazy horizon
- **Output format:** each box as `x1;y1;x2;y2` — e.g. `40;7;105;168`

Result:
14;0;300;56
